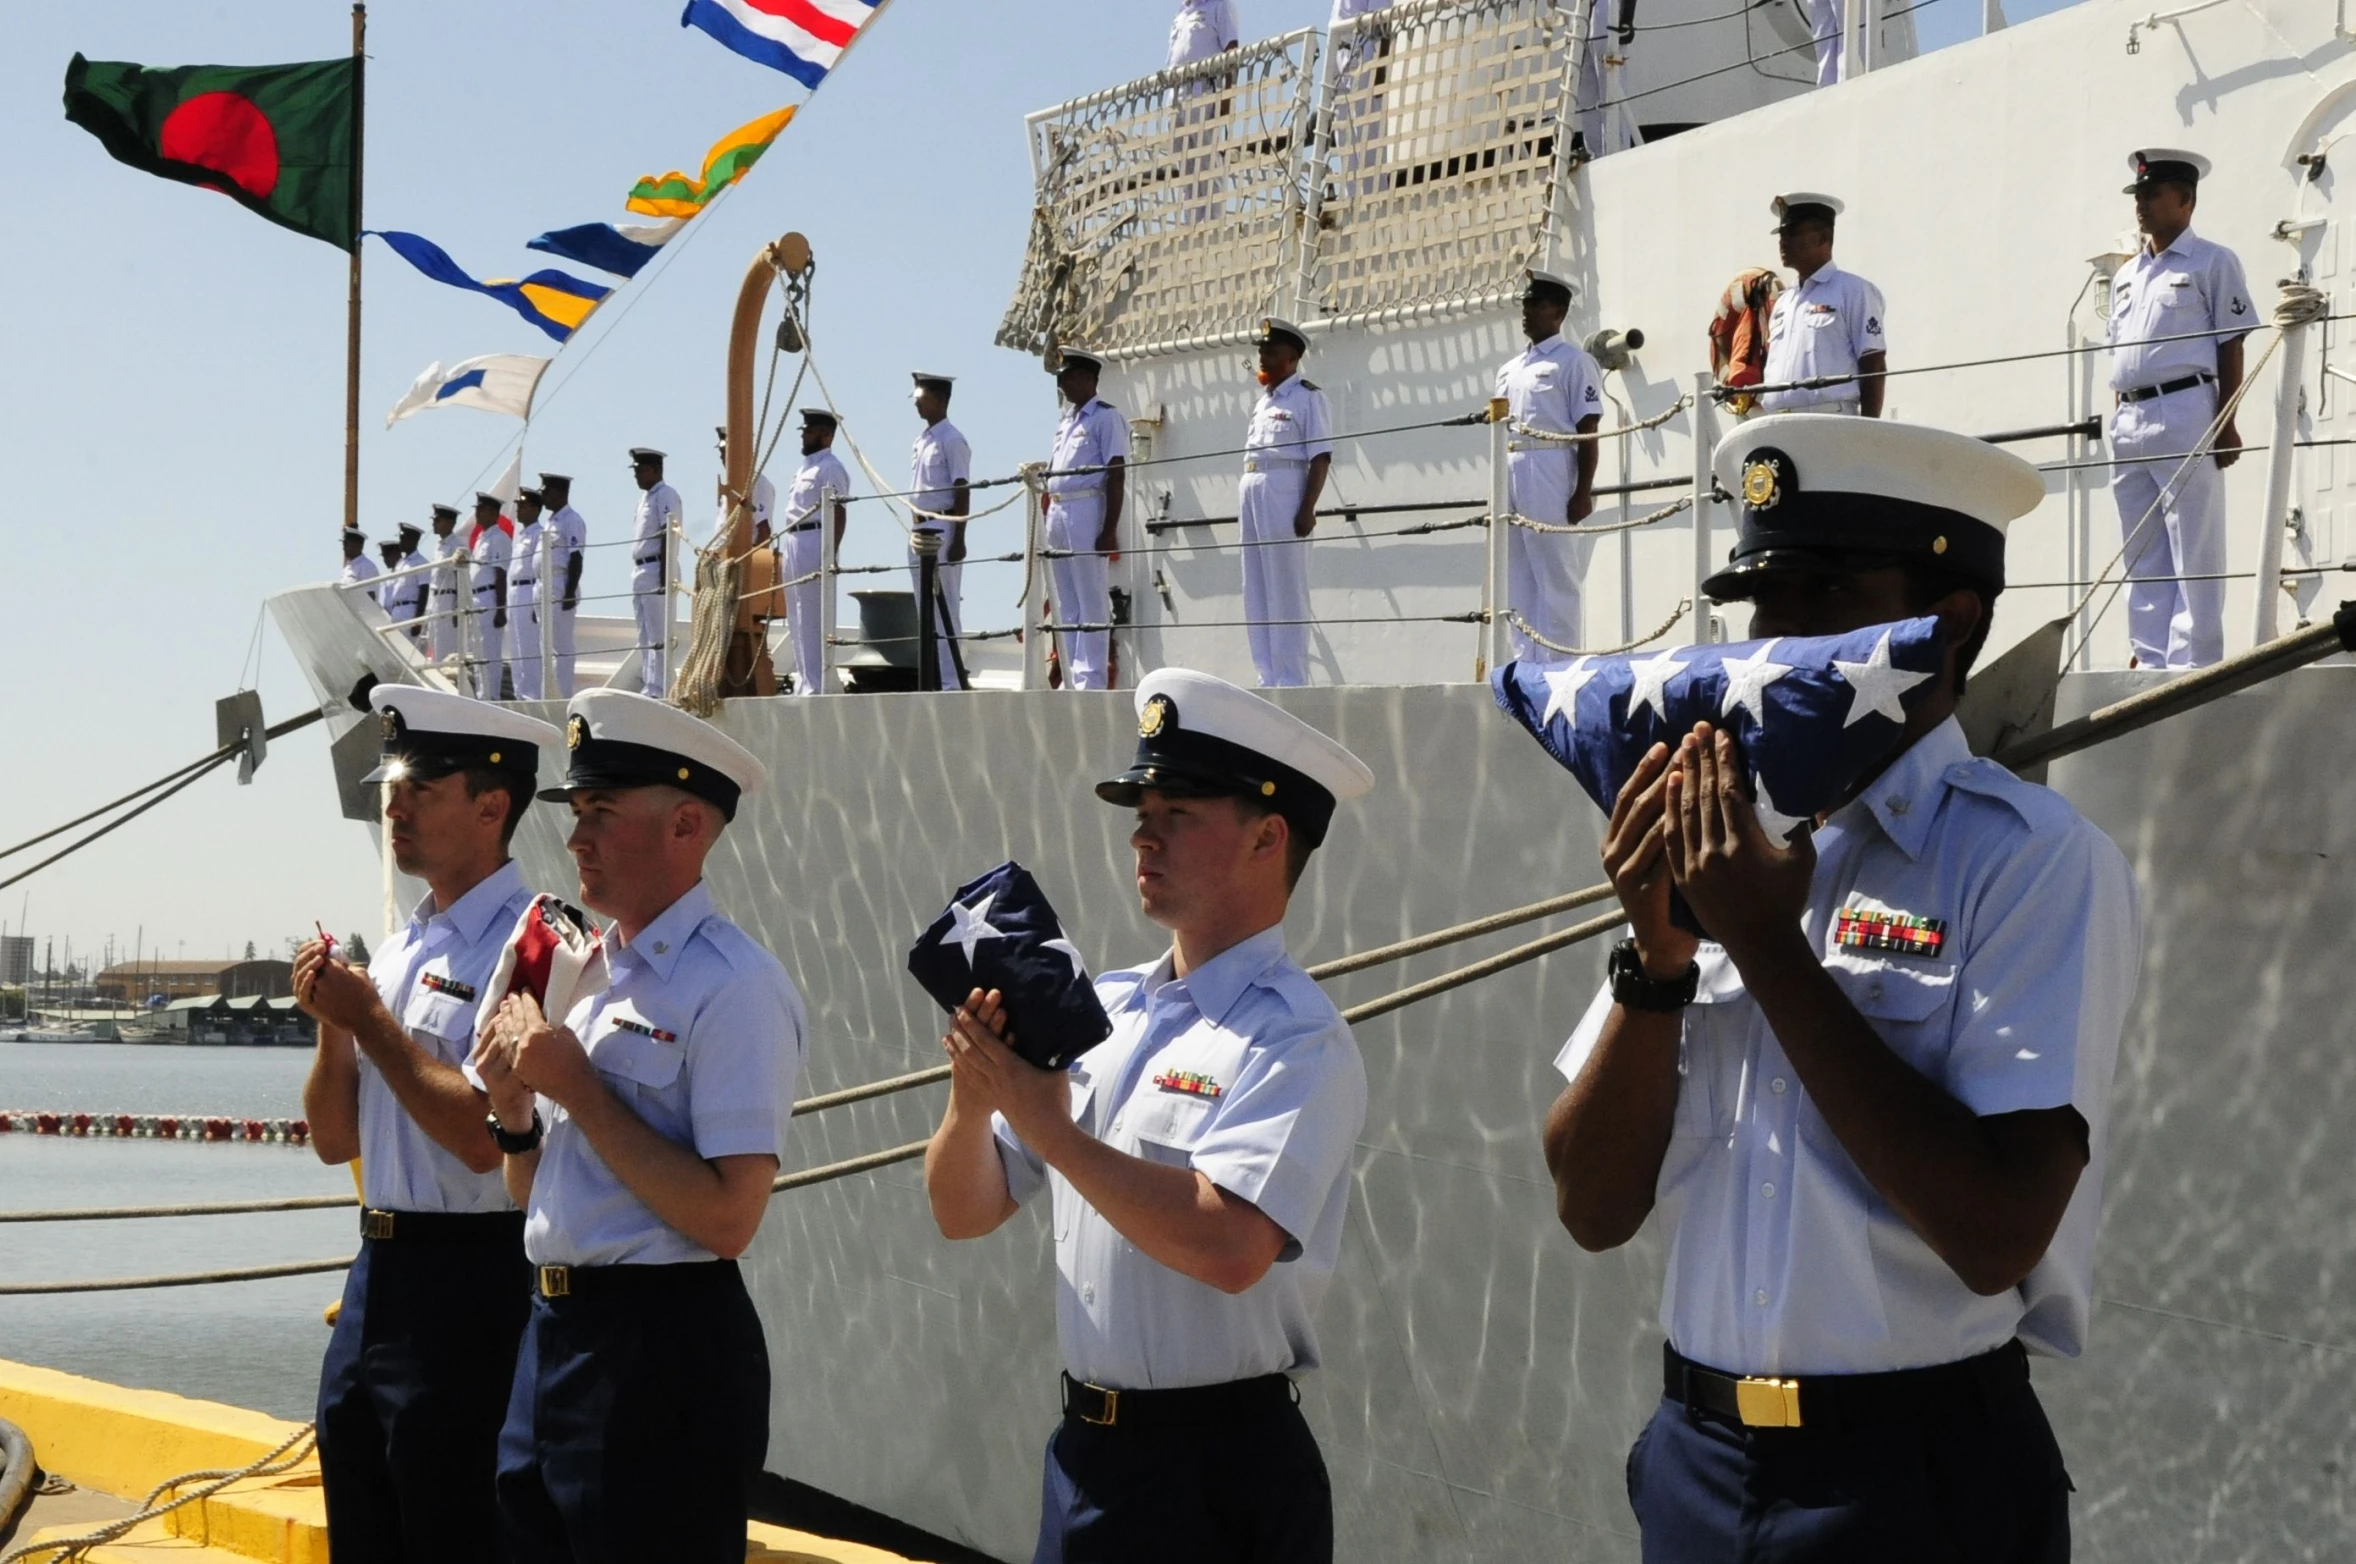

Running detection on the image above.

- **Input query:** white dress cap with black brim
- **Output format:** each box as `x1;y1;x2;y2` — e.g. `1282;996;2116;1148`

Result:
1521;267;1576;306
536;472;572;490
430;503;462;520
539;688;767;823
1252;318;1310;354
910;372;957;388
341;525;367;544
363;684;562;786
1096;668;1375;850
2124;147;2211;194
798;406;839;427
1705;415;2046;600
1769;191;1846;232
627;447;666;464
1050;346;1107;375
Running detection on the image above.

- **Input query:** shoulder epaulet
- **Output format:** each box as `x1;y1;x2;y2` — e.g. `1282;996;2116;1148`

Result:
1942;756;2076;834
696;916;773;975
1299;379;1321;392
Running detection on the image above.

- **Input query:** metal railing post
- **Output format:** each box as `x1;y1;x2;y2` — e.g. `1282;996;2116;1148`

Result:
458;547;480;696
1840;0;1866;80
662;522;680;700
2250;287;2313;644
1023;482;1048;691
1485;396;1512;675
537;526;555;700
913;530;943;692
1690;373;1721;644
1982;0;2006;33
819;485;840;696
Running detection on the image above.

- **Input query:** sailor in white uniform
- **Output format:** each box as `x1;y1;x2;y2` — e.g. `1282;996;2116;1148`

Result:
779;408;850;696
2105;148;2252;670
1167;0;1239;69
508;486;548;701
1759;194;1888;417
428;505;465;667
339;526;381;603
908;374;973;690
1544;416;2140;1562
926;667;1375;1564
386;522;429;646
627;448;681;699
1806;0;1843;87
474;688;805;1564
376;539;415;641
538;475;587;699
295;685;557;1564
466;492;514;700
1238;319;1332;688
1044;348;1131;691
1496;268;1606;657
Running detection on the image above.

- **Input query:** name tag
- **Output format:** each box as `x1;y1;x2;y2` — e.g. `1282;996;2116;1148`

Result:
611;1015;679;1044
418;972;477;1002
1152;1069;1225;1100
1835;908;1946;958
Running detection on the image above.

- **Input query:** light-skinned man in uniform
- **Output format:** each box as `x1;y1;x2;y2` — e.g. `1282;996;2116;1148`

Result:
1759;194;1888;417
539;474;588;698
1237;320;1331;688
926;667;1374;1563
1044;348;1130;691
778;408;850;695
1542;415;2140;1560
909;374;973;689
1496;267;1606;657
295;686;558;1564
627;448;681;699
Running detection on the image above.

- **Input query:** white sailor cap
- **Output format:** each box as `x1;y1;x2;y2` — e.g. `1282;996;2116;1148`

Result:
1252;318;1309;353
2124;147;2211;193
627;447;666;464
472;492;503;510
538;688;767;822
1706;415;2046;598
341;525;366;544
1769;191;1845;231
1521;267;1576;304
364;684;560;786
1096;668;1375;849
1049;345;1107;375
910;371;956;389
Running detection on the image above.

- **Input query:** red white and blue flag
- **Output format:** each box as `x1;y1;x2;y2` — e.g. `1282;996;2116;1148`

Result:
681;0;886;90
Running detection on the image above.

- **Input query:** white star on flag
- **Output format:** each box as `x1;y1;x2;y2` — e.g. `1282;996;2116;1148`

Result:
1832;628;1932;728
1718;639;1791;727
1042;936;1088;980
1752;773;1807;845
939;893;1006;966
1540;658;1599;726
1626;646;1692;724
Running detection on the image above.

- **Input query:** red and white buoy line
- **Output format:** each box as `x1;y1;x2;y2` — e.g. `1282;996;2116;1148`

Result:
0;1110;310;1145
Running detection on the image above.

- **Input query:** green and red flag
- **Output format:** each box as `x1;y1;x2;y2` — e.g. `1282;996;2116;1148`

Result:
63;53;358;251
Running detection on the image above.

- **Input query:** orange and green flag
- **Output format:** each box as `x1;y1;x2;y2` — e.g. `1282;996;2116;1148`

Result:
63;53;358;251
626;106;795;218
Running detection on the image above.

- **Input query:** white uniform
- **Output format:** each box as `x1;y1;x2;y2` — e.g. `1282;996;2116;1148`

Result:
1555;718;2139;1375
545;504;588;697
994;925;1368;1388
630;482;682;698
907;420;973;690
1496;334;1606;657
1758;262;1887;414
1238;374;1332;687
527;881;807;1267
467;520;514;700
2105;230;2253;669
1045;398;1132;691
709;472;775;550
361;861;535;1213
429;532;465;663
388;548;428;643
508;519;545;701
1167;0;1238;69
340;553;381;604
780;449;850;696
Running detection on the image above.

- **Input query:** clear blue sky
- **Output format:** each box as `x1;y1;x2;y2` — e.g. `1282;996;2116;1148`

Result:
1;0;2018;974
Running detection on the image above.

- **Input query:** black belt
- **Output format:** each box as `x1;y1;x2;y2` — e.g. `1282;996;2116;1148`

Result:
534;1258;740;1300
1059;1371;1297;1432
359;1208;524;1244
1664;1340;2028;1432
2118;372;2215;403
784;520;819;533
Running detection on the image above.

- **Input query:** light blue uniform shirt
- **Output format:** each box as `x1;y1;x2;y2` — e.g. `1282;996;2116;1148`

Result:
2106;230;2252;392
995;925;1368;1390
783;450;850;530
1047;400;1130;501
1497;333;1604;518
360;859;534;1213
1556;718;2140;1376
528;881;807;1267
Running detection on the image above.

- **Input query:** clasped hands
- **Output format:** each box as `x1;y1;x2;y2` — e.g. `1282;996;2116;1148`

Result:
469;992;596;1128
940;988;1076;1148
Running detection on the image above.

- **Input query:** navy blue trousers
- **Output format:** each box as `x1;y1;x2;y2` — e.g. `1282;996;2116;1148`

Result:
315;1225;532;1564
1629;1352;2073;1563
494;1261;770;1564
1033;1394;1332;1564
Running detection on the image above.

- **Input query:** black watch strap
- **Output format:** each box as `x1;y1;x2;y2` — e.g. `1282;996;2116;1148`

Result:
487;1108;544;1155
1609;937;1700;1012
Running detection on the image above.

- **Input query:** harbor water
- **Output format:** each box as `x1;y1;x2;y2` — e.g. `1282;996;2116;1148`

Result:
0;1042;352;1420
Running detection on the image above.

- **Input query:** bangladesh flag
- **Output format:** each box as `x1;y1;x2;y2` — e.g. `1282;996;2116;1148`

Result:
64;53;358;251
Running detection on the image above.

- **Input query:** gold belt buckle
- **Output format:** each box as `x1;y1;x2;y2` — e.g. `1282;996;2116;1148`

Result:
1078;1384;1119;1427
361;1210;396;1241
538;1265;571;1299
1734;1376;1803;1428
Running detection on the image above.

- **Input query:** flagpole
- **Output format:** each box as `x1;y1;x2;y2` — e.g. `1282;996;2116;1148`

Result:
344;3;366;535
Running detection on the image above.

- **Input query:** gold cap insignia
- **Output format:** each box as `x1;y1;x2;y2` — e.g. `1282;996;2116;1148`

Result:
378;708;400;742
676;767;691;782
1740;458;1781;510
1260;780;1277;797
1932;535;1949;555
566;715;588;750
1140;694;1175;739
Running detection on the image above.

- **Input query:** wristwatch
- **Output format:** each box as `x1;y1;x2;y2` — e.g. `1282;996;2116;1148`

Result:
1608;937;1700;1013
487;1108;544;1155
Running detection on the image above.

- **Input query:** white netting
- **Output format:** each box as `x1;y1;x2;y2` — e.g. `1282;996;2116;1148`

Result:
997;31;1321;358
1310;0;1573;320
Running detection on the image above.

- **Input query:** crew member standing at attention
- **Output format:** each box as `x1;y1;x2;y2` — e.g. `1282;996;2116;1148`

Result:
1168;0;1240;69
472;688;805;1564
2105;148;2250;670
628;448;682;699
539;474;587;698
909;374;973;690
340;526;380;603
779;408;850;696
925;668;1374;1564
468;492;514;700
388;521;429;645
1238;319;1331;688
429;504;465;668
1758;194;1888;417
294;686;558;1564
1496;268;1605;657
509;486;548;702
1044;347;1130;691
377;539;415;638
1542;416;2140;1562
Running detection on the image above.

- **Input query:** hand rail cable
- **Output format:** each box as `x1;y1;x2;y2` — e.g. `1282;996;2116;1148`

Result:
1505;495;1691;536
1595;0;1943;111
1508;395;1690;445
1505;598;1694;658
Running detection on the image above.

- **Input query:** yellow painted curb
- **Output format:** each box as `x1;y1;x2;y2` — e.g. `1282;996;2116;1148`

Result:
0;1360;311;1503
163;1473;327;1564
747;1519;932;1563
24;1515;251;1558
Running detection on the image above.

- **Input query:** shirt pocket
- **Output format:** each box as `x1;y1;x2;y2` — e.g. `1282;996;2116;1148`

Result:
590;1027;685;1096
1053;1079;1099;1242
402;987;478;1061
1801;952;1961;1147
1130;1090;1218;1169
